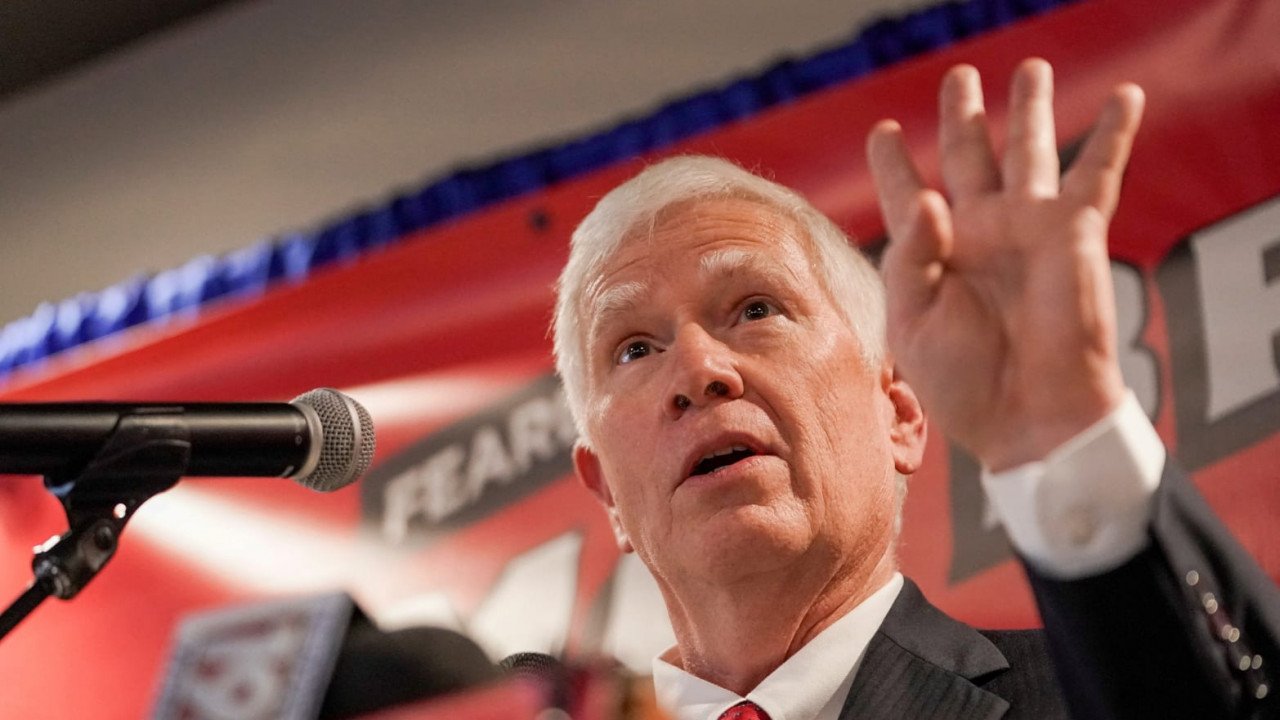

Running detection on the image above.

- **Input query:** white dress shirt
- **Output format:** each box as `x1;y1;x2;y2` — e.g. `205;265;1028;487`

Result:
652;390;1165;720
983;390;1166;579
653;573;903;720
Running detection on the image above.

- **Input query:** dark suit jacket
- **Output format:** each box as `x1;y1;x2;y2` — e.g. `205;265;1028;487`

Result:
1026;463;1280;720
838;579;1069;719
841;463;1280;720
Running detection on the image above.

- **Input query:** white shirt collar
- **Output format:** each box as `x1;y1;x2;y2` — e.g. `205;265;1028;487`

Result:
652;573;904;720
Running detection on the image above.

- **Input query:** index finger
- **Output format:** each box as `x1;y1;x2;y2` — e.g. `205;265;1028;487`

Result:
1061;83;1146;218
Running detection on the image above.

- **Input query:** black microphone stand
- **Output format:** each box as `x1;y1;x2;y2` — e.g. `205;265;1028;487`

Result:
0;410;192;642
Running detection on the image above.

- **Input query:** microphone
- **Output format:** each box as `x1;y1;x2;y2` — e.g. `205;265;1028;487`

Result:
500;652;672;719
152;593;502;720
0;388;375;491
320;623;502;719
501;651;572;710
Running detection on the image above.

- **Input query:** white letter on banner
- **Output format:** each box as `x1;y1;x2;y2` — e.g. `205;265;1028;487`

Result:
600;553;678;671
466;425;516;498
382;443;466;542
507;396;558;473
1191;197;1280;422
1112;261;1159;418
468;531;582;661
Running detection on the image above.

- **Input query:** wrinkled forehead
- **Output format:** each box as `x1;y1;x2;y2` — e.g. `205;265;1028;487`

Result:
591;250;804;332
601;190;803;266
582;194;807;289
578;196;813;332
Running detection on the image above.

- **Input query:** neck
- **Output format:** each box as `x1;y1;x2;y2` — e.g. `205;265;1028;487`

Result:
660;543;897;696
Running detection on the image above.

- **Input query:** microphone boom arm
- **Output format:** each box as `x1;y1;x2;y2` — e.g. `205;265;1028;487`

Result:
0;409;193;643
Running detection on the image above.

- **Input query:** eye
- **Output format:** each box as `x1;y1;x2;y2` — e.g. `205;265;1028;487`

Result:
617;339;654;365
739;299;778;322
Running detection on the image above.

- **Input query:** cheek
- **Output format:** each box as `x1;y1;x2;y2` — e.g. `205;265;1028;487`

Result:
592;388;656;457
602;465;673;571
799;353;895;493
590;394;665;514
587;389;617;437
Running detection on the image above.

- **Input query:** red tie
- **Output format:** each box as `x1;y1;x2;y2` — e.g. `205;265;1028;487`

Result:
718;701;772;720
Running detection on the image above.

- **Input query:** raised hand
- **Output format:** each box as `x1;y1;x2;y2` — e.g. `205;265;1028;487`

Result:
866;58;1145;472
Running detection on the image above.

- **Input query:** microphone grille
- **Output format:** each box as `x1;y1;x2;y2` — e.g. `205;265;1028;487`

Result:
499;651;562;675
290;388;376;492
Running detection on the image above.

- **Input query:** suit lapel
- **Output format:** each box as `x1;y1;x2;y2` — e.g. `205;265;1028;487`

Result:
839;580;1011;720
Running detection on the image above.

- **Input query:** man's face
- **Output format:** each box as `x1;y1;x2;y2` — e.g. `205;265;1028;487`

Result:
572;196;924;590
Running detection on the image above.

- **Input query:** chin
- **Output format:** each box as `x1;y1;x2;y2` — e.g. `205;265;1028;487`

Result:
686;505;815;576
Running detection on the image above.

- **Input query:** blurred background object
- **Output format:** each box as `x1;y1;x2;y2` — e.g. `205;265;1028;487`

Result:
0;0;936;329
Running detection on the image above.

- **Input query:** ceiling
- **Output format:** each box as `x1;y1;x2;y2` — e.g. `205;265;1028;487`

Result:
0;0;248;100
0;0;931;327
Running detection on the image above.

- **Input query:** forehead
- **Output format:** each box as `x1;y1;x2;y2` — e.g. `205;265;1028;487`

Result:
591;196;811;290
579;196;818;340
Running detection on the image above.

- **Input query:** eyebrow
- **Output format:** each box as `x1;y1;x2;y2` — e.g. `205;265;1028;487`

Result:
700;248;765;278
586;280;649;353
699;247;803;289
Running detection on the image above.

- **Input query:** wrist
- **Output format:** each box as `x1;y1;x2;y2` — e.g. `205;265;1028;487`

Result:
980;389;1165;578
979;378;1126;473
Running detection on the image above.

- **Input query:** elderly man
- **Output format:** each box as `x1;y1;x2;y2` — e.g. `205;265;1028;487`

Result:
552;60;1280;720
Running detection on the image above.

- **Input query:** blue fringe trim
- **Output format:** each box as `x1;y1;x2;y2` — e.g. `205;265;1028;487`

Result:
0;0;1078;382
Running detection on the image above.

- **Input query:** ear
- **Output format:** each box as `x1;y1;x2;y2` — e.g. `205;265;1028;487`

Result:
881;364;928;475
573;444;634;553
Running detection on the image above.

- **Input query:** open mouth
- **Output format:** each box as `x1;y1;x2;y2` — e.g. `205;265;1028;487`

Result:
689;445;758;478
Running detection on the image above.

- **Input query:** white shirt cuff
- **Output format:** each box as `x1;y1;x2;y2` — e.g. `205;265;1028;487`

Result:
980;390;1166;580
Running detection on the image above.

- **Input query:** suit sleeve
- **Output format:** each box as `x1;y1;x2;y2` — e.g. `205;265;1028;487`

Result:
1023;462;1280;720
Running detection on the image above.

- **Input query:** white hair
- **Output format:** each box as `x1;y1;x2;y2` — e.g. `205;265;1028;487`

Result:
553;155;886;448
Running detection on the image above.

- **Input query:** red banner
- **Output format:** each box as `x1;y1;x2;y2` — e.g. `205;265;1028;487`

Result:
2;0;1279;716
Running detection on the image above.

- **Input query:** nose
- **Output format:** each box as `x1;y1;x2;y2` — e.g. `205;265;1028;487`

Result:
665;324;744;418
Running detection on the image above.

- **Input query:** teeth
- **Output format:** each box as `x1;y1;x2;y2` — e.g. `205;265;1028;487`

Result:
700;444;750;462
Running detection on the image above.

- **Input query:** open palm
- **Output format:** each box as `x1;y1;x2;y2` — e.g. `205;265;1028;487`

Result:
867;59;1145;471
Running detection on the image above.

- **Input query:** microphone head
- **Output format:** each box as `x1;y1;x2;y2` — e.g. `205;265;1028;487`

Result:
290;388;376;492
500;652;570;709
499;651;563;676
